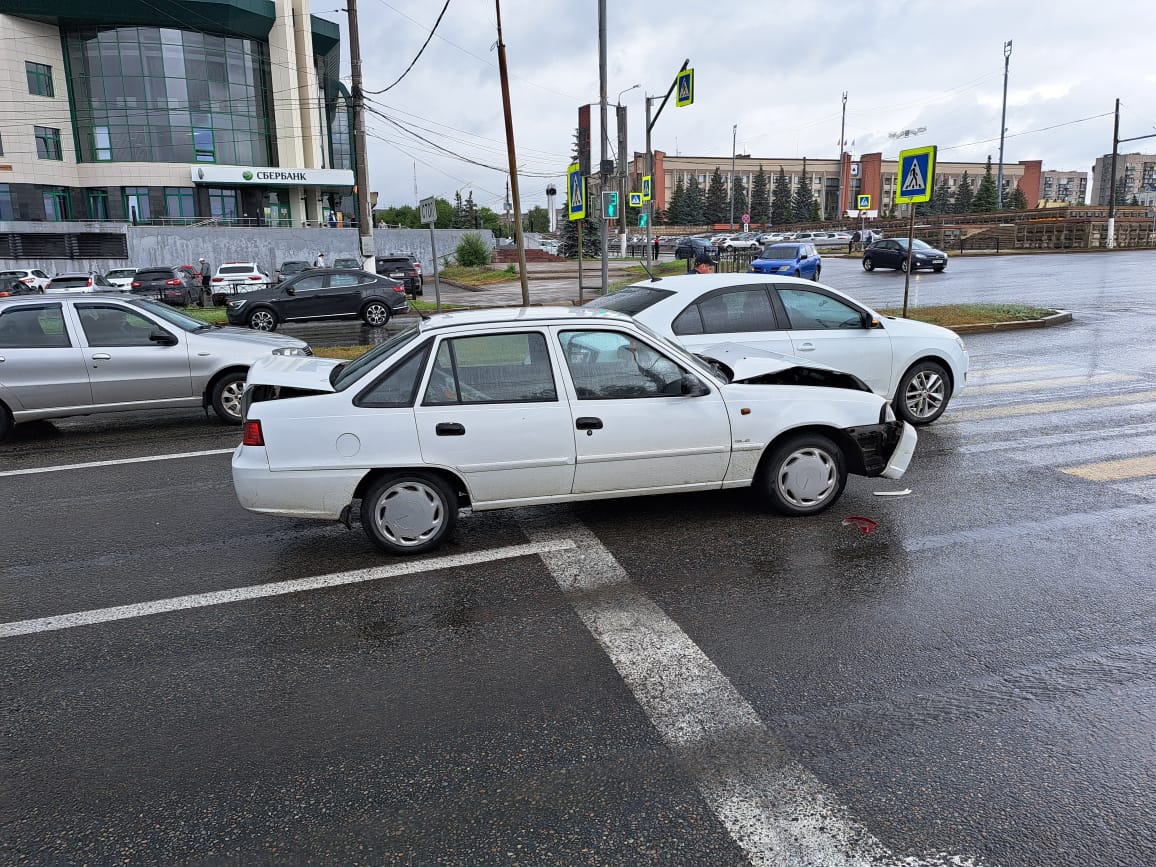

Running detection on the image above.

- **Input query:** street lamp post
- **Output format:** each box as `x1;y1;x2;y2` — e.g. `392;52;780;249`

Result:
997;40;1012;210
729;124;737;231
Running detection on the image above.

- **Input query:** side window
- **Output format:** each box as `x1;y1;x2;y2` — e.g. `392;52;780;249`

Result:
357;341;432;407
777;288;864;330
422;332;557;405
696;287;777;334
559;329;686;399
0;304;70;348
77;304;168;347
292;276;325;291
329;273;360;287
672;304;704;335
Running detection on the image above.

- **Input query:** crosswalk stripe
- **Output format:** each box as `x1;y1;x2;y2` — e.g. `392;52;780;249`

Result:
1061;454;1156;482
952;389;1156;421
965;373;1138;395
966;364;1066;379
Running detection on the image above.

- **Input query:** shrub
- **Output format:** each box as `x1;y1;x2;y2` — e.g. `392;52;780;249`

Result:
455;233;491;267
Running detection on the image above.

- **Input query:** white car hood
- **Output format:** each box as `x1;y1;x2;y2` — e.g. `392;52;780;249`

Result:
198;326;308;350
698;343;873;393
877;315;960;341
246;354;342;392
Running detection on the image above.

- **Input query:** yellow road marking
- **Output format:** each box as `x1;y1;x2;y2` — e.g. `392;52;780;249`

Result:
953;389;1156;421
967;364;1065;379
966;373;1138;395
1061;454;1156;482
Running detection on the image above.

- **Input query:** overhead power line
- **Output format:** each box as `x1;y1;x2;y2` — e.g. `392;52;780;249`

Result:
365;0;452;95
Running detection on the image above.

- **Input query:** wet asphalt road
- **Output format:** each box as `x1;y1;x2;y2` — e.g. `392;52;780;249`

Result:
2;251;1156;865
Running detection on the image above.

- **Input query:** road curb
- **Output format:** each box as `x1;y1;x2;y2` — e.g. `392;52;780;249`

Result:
952;310;1073;334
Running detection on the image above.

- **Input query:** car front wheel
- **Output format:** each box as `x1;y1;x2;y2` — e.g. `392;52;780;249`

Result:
362;301;391;327
863;257;875;271
760;433;847;516
210;371;247;424
895;360;950;425
813;266;821;281
248;308;278;332
361;472;458;555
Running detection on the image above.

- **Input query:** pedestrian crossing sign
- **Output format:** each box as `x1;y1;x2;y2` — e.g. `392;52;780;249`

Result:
629;192;643;208
676;68;694;107
567;162;586;221
895;145;936;204
641;175;652;202
857;194;872;210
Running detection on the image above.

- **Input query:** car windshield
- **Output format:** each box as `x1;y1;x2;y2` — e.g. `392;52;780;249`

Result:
129;298;216;332
895;239;933;250
584;285;675;315
627;318;721;382
761;245;801;259
331;323;422;390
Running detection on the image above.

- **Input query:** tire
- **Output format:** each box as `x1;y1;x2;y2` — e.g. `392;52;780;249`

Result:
793;270;801;278
362;301;391;328
933;265;946;272
210;370;247;424
760;433;847;516
248;308;278;332
900;259;909;273
0;401;12;442
894;360;950;425
813;266;821;281
863;257;875;272
361;472;458;555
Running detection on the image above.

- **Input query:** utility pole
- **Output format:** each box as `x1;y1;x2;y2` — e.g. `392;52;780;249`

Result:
996;40;1012;210
598;0;609;294
494;0;529;304
346;0;376;272
729;124;737;230
1105;102;1156;249
838;91;847;218
644;59;690;274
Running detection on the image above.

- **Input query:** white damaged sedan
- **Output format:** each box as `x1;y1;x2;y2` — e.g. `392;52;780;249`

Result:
233;308;916;555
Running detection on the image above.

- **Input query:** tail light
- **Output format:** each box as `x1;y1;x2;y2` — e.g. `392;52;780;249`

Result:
0;291;10;297
131;280;141;288
212;277;224;283
248;275;262;281
21;277;34;284
413;264;422;273
165;278;181;285
87;278;94;287
242;420;264;446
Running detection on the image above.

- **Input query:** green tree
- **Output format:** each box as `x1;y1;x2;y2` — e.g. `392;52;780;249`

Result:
667;175;686;225
732;175;749;226
464;192;480;229
953;171;974;214
1008;185;1028;210
792;173;816;223
526;205;550;233
771;166;792;226
704;168;727;225
434;197;455;229
809;198;821;222
476;205;503;236
682;175;705;225
454;232;491;266
451;192;467;228
972;156;998;212
558;133;602;254
750;165;770;226
1130;193;1140;206
373;204;420;227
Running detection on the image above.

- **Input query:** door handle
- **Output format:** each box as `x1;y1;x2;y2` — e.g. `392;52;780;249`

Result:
435;422;465;436
796;343;815;352
575;417;603;430
91;353;112;360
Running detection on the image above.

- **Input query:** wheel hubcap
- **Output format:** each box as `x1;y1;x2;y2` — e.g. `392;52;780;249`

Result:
905;371;946;419
219;381;244;420
251;311;274;331
365;305;388;326
373;481;444;547
777;447;837;507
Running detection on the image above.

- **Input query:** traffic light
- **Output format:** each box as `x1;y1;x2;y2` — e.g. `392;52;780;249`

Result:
602;190;619;219
639;212;648;227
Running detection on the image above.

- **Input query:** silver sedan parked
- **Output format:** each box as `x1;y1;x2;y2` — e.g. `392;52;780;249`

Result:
0;293;311;439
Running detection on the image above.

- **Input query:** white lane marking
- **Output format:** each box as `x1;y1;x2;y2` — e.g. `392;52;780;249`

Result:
0;540;576;639
0;448;235;477
522;517;945;867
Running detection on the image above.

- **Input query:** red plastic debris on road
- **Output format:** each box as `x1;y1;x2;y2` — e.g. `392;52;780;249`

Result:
841;515;879;534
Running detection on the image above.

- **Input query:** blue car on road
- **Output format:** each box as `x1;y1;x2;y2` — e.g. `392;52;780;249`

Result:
749;242;822;280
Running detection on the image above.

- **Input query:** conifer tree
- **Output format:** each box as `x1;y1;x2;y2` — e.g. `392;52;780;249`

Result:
750;165;770;226
682;175;705;225
771;166;792;226
1008;185;1028;210
792;173;816;223
953;171;974;214
667;175;686;226
972;156;998;212
732;175;749;226
704;168;727;225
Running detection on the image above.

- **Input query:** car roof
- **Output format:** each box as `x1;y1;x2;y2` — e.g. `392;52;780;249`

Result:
625;273;822;296
0;292;148;305
417;306;633;333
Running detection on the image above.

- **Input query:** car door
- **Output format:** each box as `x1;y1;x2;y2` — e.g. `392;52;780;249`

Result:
876;240;900;268
274;274;327;321
73;302;193;403
323;272;366;316
0;302;92;410
772;284;894;395
668;283;796;357
555;327;731;495
414;330;576;505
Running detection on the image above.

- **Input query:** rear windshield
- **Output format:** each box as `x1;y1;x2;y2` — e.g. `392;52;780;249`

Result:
107;269;136;278
50;278;91;288
377;258;411;268
584;285;675;315
220;265;256;274
136;269;173;279
761;245;801;258
0;271;27;278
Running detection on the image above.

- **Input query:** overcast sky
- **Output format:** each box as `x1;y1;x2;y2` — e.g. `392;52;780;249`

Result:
325;0;1156;212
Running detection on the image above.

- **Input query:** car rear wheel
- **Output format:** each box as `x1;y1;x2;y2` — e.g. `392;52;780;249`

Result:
863;257;875;271
895;360;950;425
760;433;847;516
900;259;910;273
361;472;458;555
210;371;247;425
362;301;391;327
0;401;12;442
248;308;278;332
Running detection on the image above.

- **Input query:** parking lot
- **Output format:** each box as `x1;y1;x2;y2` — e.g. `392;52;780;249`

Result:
3;251;1156;865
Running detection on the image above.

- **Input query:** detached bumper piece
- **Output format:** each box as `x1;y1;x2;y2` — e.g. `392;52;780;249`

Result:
843;421;917;479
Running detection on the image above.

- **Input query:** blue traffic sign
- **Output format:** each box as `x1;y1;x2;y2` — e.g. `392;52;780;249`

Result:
567;163;586;221
895;145;936;204
676;68;694;107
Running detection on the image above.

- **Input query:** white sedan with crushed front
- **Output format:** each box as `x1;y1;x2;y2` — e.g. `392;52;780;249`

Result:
233;308;917;555
588;274;969;425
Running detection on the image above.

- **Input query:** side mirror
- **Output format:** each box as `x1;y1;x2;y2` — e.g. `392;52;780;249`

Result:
862;312;880;329
681;373;710;397
285;286;295;295
148;329;178;346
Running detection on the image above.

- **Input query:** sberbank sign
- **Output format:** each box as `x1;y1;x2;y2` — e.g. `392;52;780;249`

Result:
189;165;356;187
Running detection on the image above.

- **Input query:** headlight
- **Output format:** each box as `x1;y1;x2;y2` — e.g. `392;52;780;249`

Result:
955;336;967;353
228;299;247;310
272;346;310;356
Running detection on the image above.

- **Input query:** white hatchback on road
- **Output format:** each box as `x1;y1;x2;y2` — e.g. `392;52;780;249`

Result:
233;308;917;555
586;274;968;425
